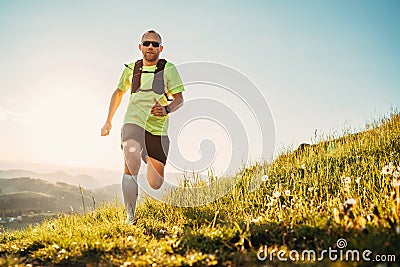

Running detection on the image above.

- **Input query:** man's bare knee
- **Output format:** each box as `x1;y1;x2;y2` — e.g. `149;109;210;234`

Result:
147;175;164;190
123;139;142;175
125;151;141;165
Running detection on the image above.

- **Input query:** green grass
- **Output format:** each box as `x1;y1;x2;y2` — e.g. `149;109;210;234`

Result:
1;112;400;266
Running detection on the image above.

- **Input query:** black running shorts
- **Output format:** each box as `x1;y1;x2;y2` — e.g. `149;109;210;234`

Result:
121;123;169;165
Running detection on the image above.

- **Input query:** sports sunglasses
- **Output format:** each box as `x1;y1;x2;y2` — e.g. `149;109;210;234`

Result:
141;41;161;47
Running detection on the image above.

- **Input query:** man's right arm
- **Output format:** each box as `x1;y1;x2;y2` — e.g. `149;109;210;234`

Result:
101;89;124;136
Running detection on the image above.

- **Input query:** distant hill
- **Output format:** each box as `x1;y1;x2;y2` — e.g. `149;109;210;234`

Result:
0;169;98;188
0;161;123;187
0;165;210;189
0;191;56;211
0;178;122;214
93;183;122;204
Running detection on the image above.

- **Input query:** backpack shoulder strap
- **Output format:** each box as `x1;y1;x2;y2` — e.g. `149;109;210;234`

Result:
155;59;167;73
160;59;173;101
153;59;171;100
131;59;143;94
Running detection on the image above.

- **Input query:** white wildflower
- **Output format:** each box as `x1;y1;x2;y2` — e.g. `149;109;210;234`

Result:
261;175;268;182
382;166;390;175
393;171;400;179
251;216;263;223
127;235;133;241
301;164;306;169
272;191;281;198
52;244;60;250
392;179;400;188
382;163;394;175
355;177;361;184
284;190;291;196
342;177;351;185
344;198;357;206
389;162;395;171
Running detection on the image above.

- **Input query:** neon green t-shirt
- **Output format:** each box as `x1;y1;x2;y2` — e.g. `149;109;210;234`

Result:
117;61;184;136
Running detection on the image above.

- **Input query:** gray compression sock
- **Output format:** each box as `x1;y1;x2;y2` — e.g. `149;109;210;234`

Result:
122;174;138;222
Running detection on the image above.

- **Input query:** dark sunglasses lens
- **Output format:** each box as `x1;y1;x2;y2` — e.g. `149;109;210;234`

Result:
142;41;160;47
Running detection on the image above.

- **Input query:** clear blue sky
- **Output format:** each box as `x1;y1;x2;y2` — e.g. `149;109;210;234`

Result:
0;0;399;174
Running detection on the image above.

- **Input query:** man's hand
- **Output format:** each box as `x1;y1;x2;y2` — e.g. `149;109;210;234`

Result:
151;98;167;116
101;121;112;136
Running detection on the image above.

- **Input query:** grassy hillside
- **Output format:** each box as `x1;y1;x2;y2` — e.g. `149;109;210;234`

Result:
1;112;400;266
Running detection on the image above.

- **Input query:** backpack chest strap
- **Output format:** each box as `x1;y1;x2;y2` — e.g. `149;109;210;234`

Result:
125;59;172;101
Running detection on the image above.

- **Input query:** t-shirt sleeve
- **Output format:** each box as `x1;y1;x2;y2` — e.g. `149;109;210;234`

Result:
165;62;185;95
117;65;133;93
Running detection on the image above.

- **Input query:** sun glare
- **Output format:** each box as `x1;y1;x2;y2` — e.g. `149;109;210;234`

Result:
28;89;100;167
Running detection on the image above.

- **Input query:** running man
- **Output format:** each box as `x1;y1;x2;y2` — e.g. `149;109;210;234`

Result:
101;30;184;224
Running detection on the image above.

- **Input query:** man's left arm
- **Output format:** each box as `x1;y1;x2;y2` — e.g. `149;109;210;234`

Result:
167;92;183;113
151;93;183;116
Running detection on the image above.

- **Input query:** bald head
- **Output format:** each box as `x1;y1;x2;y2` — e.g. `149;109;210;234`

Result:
141;30;162;44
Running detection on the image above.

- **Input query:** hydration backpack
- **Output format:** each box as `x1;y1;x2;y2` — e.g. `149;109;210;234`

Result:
124;59;172;101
